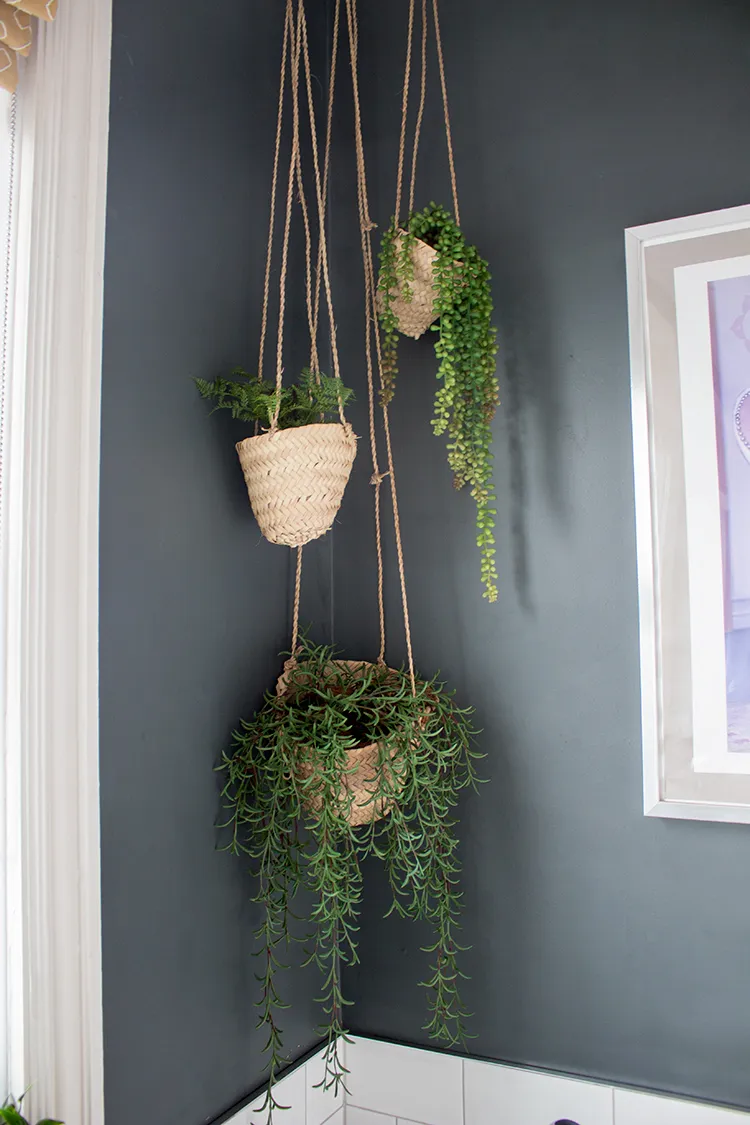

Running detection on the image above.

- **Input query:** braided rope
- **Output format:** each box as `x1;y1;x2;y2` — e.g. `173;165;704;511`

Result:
299;0;347;424
311;0;340;363
257;4;290;388
291;544;303;654
393;0;415;228
346;0;416;692
395;0;461;227
408;0;428;218
432;0;460;224
272;0;303;431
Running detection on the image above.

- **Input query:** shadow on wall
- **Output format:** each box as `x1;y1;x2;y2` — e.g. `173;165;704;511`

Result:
496;248;566;616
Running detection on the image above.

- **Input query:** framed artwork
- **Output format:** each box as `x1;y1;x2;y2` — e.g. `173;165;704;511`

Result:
626;203;750;823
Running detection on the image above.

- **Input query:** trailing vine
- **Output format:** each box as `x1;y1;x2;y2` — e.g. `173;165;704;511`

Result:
378;203;500;603
220;637;481;1118
377;221;418;404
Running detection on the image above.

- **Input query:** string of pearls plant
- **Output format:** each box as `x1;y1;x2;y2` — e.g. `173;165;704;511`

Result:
379;203;500;602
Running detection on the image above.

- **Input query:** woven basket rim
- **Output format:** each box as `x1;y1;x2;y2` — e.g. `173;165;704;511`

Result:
236;420;354;452
277;659;419;826
396;227;439;254
276;656;397;702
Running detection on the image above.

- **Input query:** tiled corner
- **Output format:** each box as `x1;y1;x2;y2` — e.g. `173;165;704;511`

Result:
242;1061;307;1125
464;1057;614;1125
614;1088;750;1124
346;1037;463;1125
229;1045;340;1125
224;1037;750;1125
347;1107;397;1125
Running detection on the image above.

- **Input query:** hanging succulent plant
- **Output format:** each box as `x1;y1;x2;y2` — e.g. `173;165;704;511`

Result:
378;203;500;603
220;637;481;1118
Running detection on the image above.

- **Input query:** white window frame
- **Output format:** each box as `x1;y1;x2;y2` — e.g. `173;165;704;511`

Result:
1;1;111;1120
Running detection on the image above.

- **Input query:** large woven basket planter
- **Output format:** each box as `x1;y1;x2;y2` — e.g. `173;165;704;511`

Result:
236;422;357;547
378;231;439;340
276;659;409;827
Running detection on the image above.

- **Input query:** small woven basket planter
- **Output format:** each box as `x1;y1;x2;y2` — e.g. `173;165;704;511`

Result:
236;422;357;548
378;231;439;340
277;659;408;827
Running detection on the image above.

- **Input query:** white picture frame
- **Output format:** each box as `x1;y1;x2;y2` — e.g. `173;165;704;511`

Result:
627;203;750;823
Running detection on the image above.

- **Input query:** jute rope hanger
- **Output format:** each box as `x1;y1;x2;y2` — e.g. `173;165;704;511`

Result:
284;0;350;656
345;0;417;694
290;0;459;689
287;0;418;696
394;0;461;229
255;0;348;431
238;0;355;553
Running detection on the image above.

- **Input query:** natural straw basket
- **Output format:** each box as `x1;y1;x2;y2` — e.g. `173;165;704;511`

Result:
378;230;439;340
277;659;407;827
236;422;357;548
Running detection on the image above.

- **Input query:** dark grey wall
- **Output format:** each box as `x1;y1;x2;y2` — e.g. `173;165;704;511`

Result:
334;0;750;1111
99;3;331;1123
100;0;750;1116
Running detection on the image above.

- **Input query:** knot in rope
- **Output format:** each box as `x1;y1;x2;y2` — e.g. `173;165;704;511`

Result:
370;470;390;486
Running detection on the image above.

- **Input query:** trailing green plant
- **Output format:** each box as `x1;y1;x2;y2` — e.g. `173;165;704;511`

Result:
378;203;500;603
220;636;481;1120
195;367;354;430
1;1094;62;1125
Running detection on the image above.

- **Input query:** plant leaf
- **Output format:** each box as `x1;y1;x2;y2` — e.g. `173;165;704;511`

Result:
0;1108;28;1125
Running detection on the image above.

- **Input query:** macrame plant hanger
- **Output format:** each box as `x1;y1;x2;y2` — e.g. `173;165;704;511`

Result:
395;0;461;230
382;0;462;341
342;0;419;696
237;0;356;551
275;0;350;663
284;0;417;699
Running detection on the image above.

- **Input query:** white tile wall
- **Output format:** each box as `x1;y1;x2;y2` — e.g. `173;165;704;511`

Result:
306;1045;345;1125
347;1108;397;1125
346;1038;463;1125
615;1088;750;1124
464;1057;613;1125
242;1062;307;1125
224;1037;750;1125
227;1046;341;1125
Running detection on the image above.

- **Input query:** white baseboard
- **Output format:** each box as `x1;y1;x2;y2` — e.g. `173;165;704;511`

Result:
224;1037;750;1125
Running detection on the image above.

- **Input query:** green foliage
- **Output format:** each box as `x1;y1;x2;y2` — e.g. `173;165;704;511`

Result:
220;637;481;1118
1;1094;62;1125
377;222;418;404
195;367;354;429
378;204;500;603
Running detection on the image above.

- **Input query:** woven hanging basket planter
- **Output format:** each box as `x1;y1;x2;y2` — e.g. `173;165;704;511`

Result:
378;230;439;340
276;659;409;827
236;421;357;548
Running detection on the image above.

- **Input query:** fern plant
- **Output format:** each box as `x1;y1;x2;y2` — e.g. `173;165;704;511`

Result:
195;367;354;430
220;636;481;1120
1;1094;62;1125
378;203;500;602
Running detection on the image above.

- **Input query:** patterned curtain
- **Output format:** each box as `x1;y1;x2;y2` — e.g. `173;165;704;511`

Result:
0;0;57;93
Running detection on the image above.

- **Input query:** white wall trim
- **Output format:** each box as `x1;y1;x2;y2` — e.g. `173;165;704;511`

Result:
2;1;112;1119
